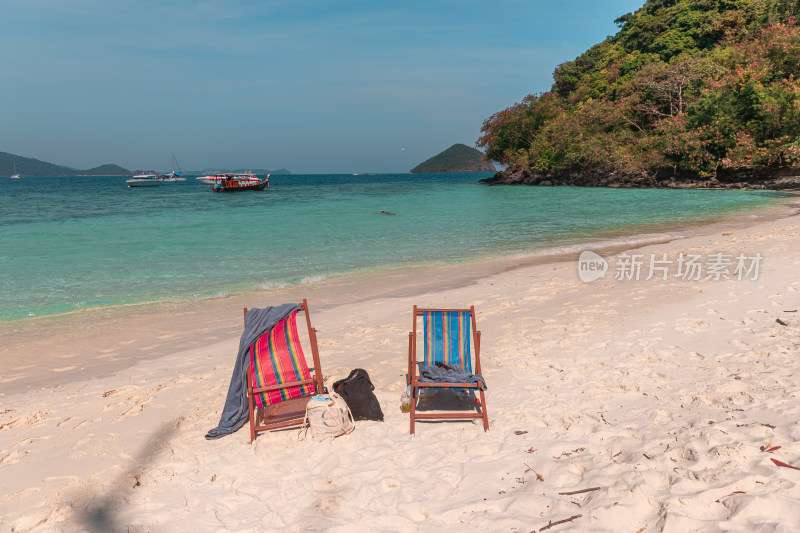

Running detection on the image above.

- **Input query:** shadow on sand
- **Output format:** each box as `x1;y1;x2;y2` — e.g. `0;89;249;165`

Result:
73;420;178;531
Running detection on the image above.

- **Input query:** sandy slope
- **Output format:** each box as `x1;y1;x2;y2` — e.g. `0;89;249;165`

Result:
2;214;800;532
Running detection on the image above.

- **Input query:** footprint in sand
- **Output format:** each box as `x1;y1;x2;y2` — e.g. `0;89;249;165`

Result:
139;344;161;351
0;448;28;466
172;376;201;384
102;388;130;397
674;320;711;332
56;417;74;427
1;412;47;430
102;401;123;413
109;393;156;418
114;404;146;421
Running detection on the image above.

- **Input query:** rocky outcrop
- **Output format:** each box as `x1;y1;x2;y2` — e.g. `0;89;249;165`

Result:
481;166;800;190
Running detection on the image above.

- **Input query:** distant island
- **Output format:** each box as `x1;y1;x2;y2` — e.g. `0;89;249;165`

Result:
1;151;131;177
478;0;800;189
83;164;131;176
1;151;293;177
410;144;495;173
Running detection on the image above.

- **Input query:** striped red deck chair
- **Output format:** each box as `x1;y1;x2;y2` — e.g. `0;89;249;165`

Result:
407;306;488;434
245;299;324;442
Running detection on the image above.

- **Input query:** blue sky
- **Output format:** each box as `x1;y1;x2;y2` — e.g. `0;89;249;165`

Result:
1;0;644;173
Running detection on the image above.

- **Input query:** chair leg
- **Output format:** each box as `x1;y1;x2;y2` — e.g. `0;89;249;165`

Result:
409;385;416;435
479;389;489;432
407;332;413;387
248;389;256;443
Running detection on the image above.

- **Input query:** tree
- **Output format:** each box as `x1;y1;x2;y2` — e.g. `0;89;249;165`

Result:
477;0;800;178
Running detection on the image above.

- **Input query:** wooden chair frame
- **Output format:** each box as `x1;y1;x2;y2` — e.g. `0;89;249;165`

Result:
245;299;324;442
407;305;488;434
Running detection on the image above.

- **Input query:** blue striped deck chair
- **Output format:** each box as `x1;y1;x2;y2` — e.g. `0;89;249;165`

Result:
407;306;488;434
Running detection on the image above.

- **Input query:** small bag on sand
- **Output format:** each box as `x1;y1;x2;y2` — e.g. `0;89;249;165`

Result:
332;368;384;421
300;393;355;442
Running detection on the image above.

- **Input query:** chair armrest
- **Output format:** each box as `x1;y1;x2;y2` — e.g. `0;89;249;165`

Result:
252;379;315;393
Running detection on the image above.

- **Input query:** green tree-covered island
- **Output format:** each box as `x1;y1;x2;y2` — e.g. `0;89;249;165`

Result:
479;0;800;189
0;152;131;177
410;144;496;173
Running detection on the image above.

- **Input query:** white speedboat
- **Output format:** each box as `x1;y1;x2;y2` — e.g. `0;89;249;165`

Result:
126;173;161;187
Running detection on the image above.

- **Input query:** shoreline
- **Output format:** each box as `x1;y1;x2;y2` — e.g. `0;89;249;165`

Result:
3;200;800;530
1;196;798;396
2;190;795;329
485;165;800;190
1;177;793;324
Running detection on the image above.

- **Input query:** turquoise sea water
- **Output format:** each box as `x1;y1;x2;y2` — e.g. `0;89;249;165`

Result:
0;173;792;322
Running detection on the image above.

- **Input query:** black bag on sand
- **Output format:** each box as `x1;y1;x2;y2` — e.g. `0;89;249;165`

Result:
332;368;384;421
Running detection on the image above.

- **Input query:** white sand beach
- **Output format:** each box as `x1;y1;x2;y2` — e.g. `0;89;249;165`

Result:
3;211;800;532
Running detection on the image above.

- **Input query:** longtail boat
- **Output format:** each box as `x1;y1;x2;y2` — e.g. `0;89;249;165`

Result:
197;172;270;192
